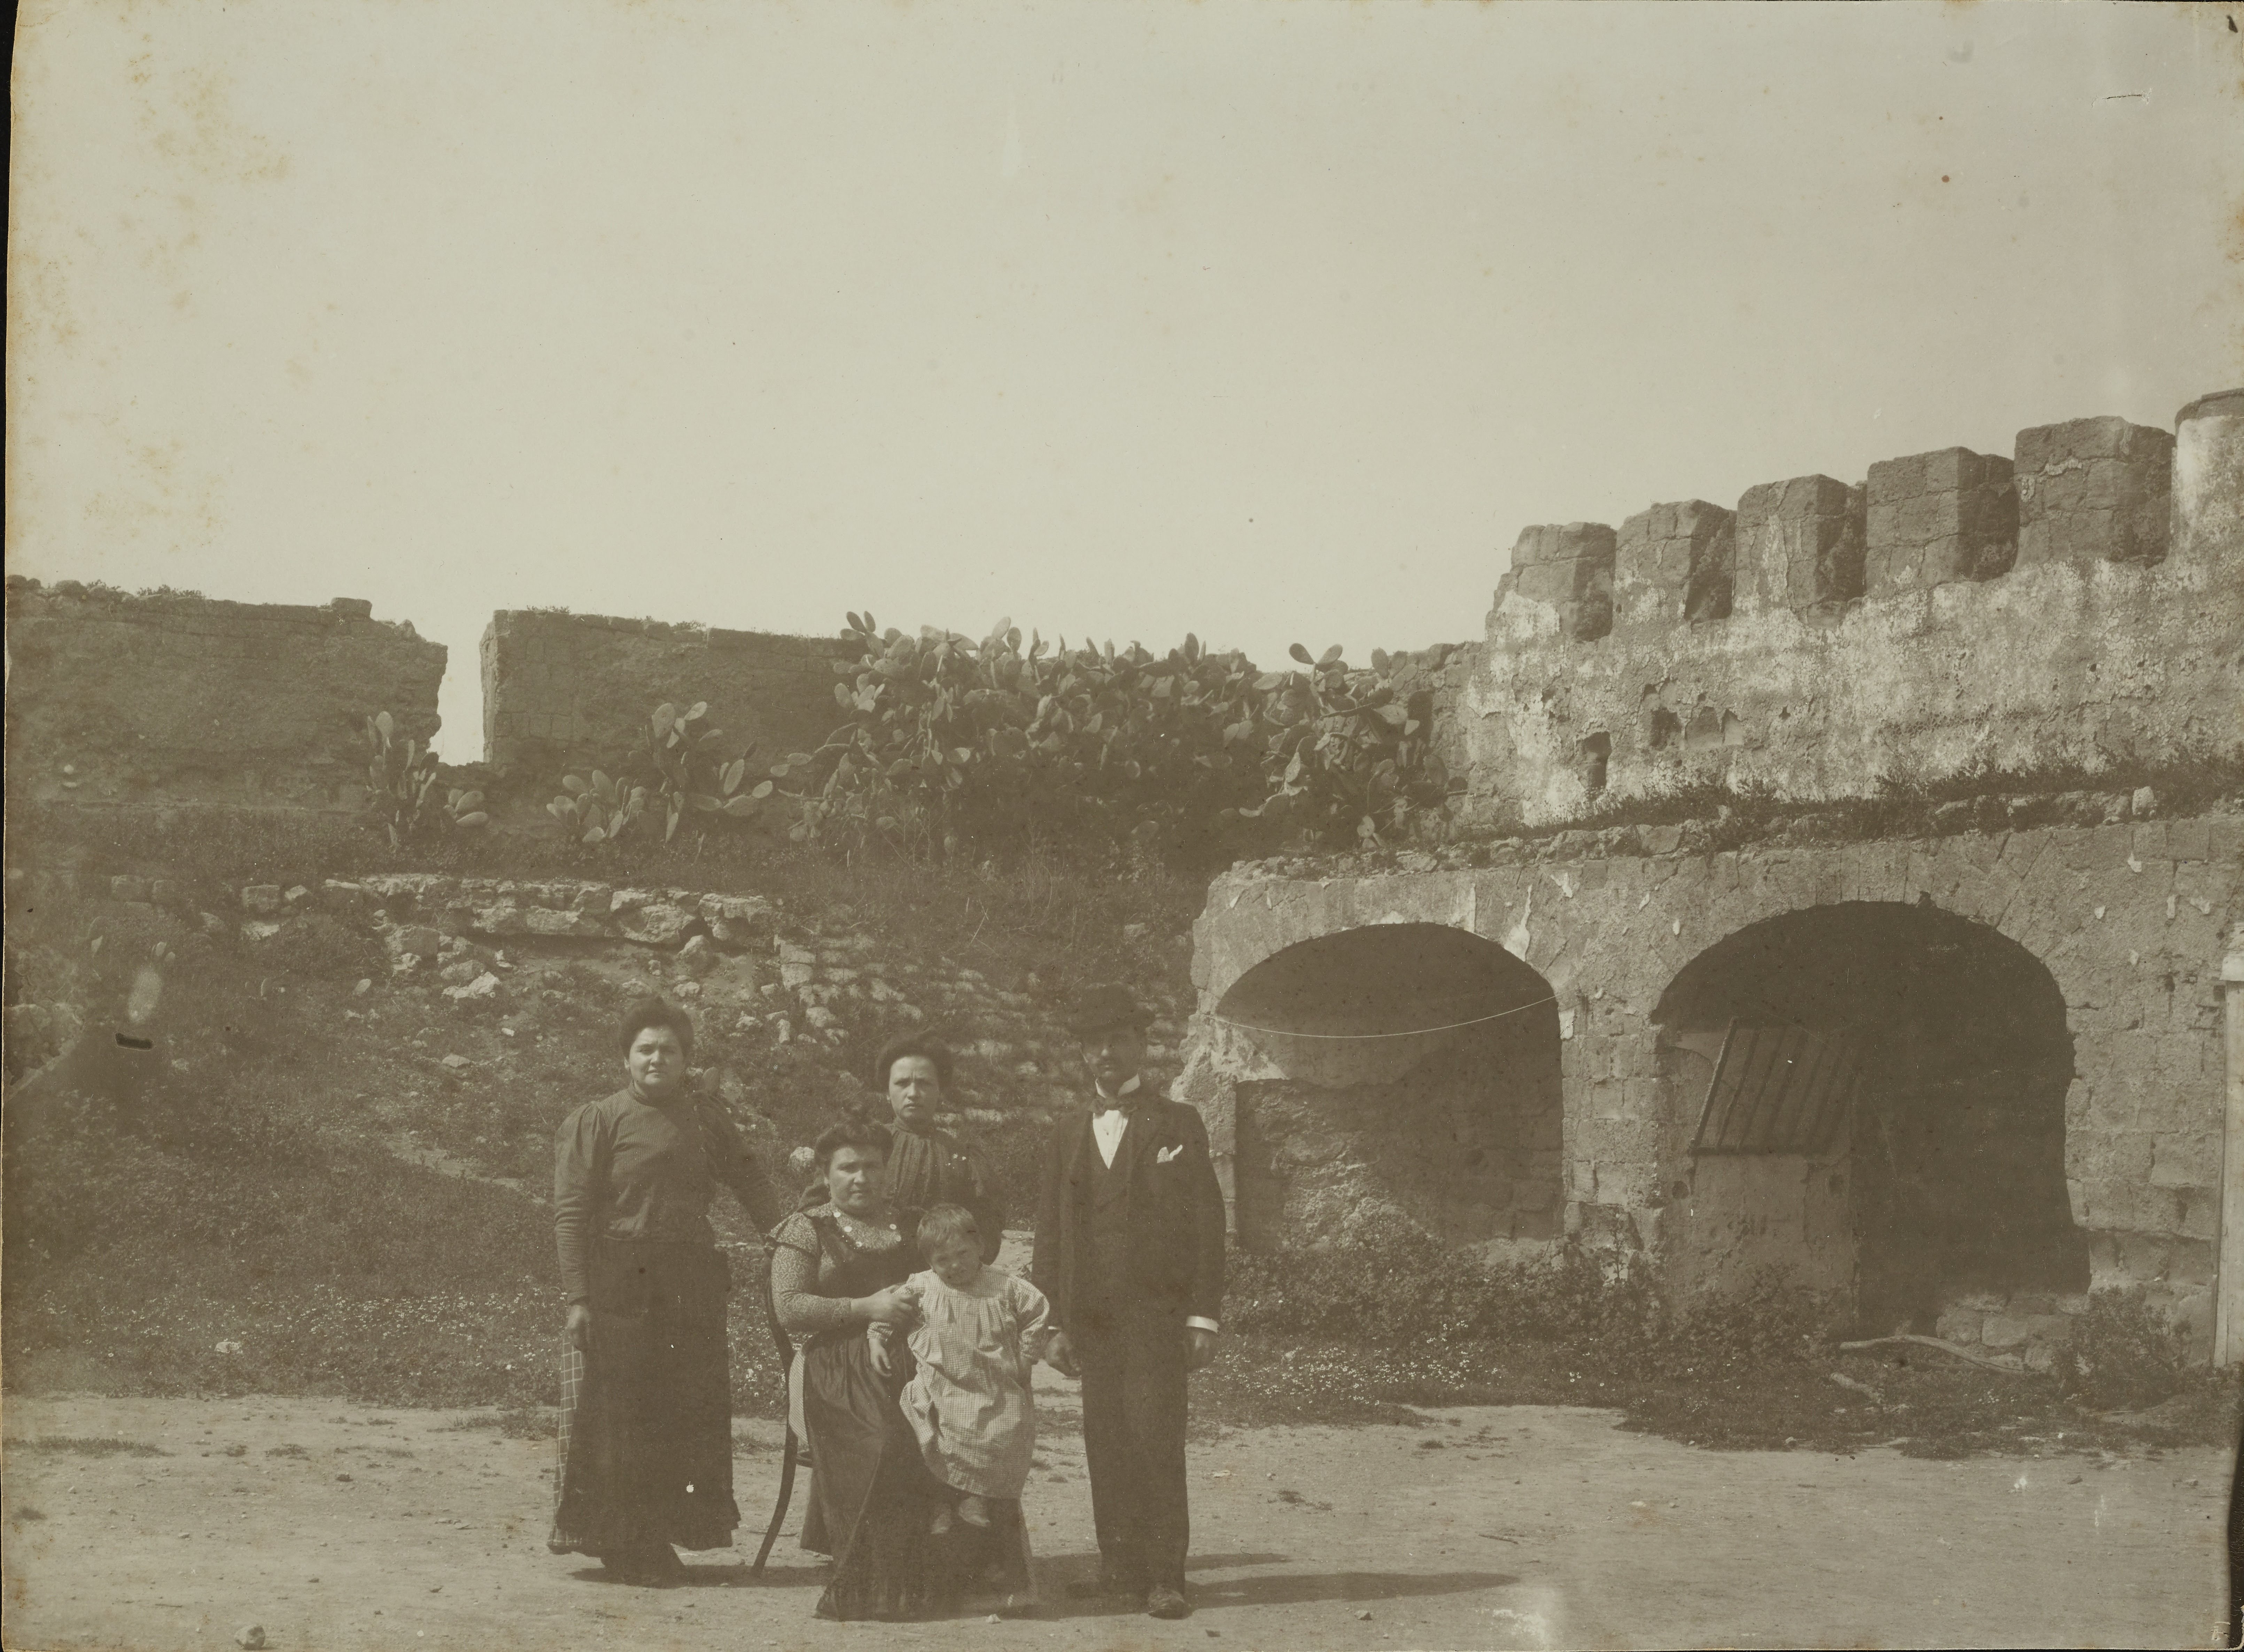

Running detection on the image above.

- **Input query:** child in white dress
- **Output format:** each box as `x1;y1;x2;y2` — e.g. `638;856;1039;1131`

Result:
868;1203;1051;1534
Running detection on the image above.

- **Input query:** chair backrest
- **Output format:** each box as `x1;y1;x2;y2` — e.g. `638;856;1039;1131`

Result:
759;1256;795;1364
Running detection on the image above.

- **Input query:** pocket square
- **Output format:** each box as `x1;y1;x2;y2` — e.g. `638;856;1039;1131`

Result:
1156;1144;1185;1164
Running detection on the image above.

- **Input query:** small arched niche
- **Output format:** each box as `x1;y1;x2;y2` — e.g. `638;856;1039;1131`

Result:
1215;924;1563;1253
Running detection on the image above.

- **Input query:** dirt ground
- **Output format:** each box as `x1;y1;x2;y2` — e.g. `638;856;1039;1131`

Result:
2;1371;2227;1652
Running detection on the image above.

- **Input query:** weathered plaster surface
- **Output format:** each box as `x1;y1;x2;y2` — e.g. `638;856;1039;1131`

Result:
1181;814;2240;1340
3;580;443;809
479;609;856;774
1459;400;2241;825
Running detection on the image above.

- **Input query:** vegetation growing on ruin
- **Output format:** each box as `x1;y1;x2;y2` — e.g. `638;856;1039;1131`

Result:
769;613;1452;862
1217;1238;2238;1456
1543;753;2244;847
361;711;486;848
545;700;787;848
2;838;1201;1412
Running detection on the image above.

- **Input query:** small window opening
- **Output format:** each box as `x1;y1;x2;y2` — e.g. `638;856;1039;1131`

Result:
1578;731;1611;798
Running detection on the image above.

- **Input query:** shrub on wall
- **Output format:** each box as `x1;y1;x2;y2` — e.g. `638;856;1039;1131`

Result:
785;612;1450;863
546;701;788;848
2052;1286;2197;1410
362;712;486;849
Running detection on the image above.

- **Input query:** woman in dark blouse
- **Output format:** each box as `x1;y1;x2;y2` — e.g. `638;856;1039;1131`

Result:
771;1114;952;1620
798;1037;1003;1263
876;1036;1004;1263
548;998;779;1585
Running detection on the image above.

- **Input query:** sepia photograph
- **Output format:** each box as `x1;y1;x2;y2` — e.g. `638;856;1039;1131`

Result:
5;3;2241;1648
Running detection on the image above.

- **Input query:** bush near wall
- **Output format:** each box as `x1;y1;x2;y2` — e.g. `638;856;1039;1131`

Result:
788;614;1454;864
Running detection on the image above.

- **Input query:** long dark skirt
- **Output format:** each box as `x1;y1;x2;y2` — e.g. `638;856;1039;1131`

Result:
549;1240;739;1557
800;1329;965;1620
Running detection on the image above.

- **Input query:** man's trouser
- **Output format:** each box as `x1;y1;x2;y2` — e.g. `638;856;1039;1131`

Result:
1074;1295;1189;1594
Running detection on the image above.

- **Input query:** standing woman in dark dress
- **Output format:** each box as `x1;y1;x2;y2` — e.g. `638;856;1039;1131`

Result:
548;999;780;1584
874;1036;1004;1262
770;1115;953;1621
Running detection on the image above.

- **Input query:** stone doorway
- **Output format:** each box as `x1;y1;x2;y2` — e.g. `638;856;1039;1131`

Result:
1214;923;1563;1254
1655;901;2086;1337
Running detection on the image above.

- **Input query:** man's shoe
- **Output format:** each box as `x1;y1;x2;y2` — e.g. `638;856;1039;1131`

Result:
1145;1584;1190;1620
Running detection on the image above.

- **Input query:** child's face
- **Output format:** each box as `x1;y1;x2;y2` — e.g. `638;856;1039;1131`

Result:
927;1234;980;1288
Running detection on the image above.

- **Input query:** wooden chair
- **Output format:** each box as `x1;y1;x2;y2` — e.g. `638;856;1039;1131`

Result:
751;1268;801;1575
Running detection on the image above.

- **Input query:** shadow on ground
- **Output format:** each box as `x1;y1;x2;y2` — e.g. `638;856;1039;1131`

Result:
1026;1551;1516;1622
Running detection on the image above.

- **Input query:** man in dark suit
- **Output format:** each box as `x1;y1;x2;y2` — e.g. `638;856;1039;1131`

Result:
1033;983;1226;1621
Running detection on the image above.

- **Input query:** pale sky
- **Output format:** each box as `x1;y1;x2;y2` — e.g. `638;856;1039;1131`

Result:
9;2;2239;760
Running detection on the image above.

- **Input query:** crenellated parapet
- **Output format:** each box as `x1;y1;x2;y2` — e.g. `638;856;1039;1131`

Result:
1467;391;2242;825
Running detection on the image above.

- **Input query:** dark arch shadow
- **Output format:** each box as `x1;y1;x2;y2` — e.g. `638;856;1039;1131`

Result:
1215;924;1564;1252
1654;900;2084;1336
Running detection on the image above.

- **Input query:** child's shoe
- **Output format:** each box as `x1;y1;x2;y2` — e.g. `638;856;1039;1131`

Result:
956;1495;991;1528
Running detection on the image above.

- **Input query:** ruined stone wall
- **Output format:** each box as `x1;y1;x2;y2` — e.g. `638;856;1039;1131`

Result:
479;611;857;776
1381;642;1481;794
3;580;444;811
1465;391;2244;826
1180;807;2240;1364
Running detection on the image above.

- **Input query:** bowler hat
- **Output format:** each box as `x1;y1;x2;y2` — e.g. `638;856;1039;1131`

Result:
1065;983;1151;1036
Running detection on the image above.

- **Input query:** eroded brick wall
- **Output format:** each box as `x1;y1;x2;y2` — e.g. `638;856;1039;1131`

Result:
3;580;444;811
479;610;858;776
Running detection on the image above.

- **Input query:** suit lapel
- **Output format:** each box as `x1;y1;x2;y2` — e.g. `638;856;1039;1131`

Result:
1063;1107;1097;1192
1115;1098;1160;1187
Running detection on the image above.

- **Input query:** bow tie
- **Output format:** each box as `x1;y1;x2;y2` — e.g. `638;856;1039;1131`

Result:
1096;1100;1136;1117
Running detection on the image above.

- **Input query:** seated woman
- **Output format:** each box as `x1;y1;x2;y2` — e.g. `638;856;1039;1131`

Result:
869;1204;1044;1609
770;1114;951;1621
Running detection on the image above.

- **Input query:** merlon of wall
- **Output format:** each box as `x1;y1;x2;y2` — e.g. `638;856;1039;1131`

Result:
1471;392;2242;825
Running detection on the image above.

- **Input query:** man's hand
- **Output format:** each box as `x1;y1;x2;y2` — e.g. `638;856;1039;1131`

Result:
1044;1329;1080;1380
564;1303;592;1351
1185;1326;1217;1371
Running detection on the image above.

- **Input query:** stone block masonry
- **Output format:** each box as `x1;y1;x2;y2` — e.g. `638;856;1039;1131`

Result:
1471;392;2242;827
480;610;859;775
1181;811;2241;1362
3;580;444;810
1503;523;1615;643
2016;416;2174;569
1737;474;1865;613
1865;447;2017;595
1615;500;1735;631
1186;384;2243;1365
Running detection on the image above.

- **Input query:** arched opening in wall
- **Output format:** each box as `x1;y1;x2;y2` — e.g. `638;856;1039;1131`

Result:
1654;902;2084;1336
1215;924;1562;1255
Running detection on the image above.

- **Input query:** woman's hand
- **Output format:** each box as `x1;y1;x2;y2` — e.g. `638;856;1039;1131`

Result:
868;1326;893;1379
565;1304;592;1350
858;1286;920;1328
1043;1329;1080;1380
